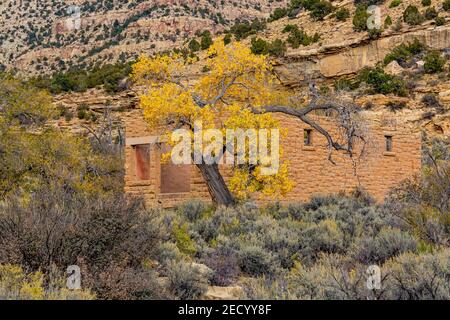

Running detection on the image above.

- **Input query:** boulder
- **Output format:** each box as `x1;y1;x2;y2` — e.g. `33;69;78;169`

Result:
191;262;213;278
438;90;450;103
384;60;404;76
416;60;425;71
202;286;245;300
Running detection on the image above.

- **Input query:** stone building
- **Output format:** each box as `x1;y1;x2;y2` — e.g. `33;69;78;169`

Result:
124;110;422;207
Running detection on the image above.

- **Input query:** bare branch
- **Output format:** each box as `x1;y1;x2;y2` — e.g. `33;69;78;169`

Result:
252;87;368;163
208;74;240;106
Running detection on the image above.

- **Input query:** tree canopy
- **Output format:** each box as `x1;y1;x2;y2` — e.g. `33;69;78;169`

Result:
132;40;366;205
0;73;122;200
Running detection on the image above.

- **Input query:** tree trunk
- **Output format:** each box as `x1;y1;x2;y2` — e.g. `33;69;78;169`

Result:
196;163;234;206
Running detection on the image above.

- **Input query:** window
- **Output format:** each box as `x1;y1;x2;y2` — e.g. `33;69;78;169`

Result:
385;135;393;152
160;144;191;194
134;144;150;180
304;129;313;146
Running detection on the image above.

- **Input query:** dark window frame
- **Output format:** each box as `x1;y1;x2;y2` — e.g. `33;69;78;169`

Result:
304;129;313;146
385;135;393;152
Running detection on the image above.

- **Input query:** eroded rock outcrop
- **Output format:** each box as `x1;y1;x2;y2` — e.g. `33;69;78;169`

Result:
276;26;450;85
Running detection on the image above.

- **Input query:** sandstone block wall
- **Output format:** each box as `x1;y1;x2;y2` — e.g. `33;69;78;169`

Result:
124;110;422;207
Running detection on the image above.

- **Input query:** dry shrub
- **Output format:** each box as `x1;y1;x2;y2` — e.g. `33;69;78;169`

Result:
0;187;164;299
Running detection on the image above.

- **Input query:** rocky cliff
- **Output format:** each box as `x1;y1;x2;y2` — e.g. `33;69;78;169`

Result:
3;0;448;141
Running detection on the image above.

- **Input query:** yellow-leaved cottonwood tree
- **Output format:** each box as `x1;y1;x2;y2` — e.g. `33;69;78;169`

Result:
132;40;366;206
0;73;123;200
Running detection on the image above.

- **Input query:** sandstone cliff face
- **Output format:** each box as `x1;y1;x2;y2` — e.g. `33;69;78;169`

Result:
273;25;450;85
317;26;450;78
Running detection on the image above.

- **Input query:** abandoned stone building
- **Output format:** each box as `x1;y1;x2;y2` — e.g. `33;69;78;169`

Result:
124;111;422;207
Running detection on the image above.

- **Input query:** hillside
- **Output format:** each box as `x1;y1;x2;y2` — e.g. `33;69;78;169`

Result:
0;0;287;74
39;0;449;142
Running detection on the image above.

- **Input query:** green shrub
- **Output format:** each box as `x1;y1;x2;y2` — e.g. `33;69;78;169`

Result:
358;67;408;96
287;254;370;299
383;38;426;65
383;249;450;299
166;260;208;299
353;4;369;31
223;33;232;45
76;103;89;120
267;39;287;57
285;248;450;300
435;16;445;26
354;227;417;264
229;18;266;40
177;200;208;222
445;0;450;11
77;109;87;120
421;0;431;6
386;101;407;112
63;110;73;122
269;7;288;21
242;276;295;299
424;50;446;73
199;206;242;239
282;24;297;33
261;221;301;268
173;223;197;256
188;38;200;52
389;0;402;8
335;8;350;21
157;242;183;264
283;24;320;48
403;5;424;25
200;31;213;50
309;1;335;20
251;38;287;57
204;247;240;286
297;0;318;11
299;220;345;262
237;244;278;276
251;38;269;55
424;7;438;20
421;94;443;111
56;105;73;121
384;15;393;27
393;17;403;31
34;62;133;94
368;28;382;39
333;77;360;91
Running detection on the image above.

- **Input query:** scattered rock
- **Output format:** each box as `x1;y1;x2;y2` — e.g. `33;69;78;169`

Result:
356;94;410;109
157;276;169;287
384;60;404;76
202;286;245;300
416;60;425;71
438;90;450;103
191;263;213;278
